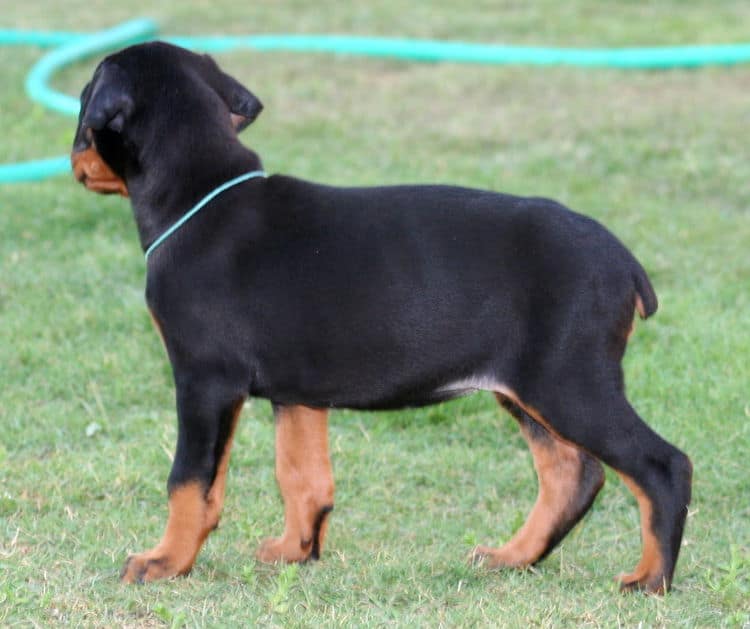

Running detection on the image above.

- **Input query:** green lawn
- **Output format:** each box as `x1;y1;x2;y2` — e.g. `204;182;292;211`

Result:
1;2;749;626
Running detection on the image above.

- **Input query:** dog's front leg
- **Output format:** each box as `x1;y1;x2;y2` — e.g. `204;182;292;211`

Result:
121;381;245;583
257;405;334;563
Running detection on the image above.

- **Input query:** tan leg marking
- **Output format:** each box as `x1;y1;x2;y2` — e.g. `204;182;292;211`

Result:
616;472;665;593
257;405;334;563
205;399;244;530
121;400;244;583
121;482;212;583
490;387;667;592
473;407;586;567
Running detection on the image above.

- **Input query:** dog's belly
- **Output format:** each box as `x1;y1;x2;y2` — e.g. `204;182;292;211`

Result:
251;345;514;409
336;376;509;410
252;381;489;410
391;375;513;409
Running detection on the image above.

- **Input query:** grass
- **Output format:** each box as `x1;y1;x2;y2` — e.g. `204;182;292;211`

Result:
1;1;749;626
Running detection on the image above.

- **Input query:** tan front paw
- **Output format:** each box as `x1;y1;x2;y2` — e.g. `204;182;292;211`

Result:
616;570;667;594
256;535;312;564
120;550;191;584
470;544;531;569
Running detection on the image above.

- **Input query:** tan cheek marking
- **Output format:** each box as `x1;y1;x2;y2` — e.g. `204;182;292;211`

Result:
71;146;129;197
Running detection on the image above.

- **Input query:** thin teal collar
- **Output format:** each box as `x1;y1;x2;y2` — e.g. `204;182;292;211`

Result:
144;169;267;261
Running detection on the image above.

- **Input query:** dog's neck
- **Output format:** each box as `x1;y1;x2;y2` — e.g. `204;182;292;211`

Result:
126;139;263;254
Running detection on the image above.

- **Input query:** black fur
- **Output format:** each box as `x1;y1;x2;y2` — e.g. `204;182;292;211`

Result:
72;41;690;591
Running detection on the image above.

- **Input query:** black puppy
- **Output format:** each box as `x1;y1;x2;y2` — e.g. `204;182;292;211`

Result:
71;42;691;592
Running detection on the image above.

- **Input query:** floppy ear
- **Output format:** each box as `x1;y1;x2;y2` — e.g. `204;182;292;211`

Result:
222;73;263;132
81;66;134;134
205;60;263;132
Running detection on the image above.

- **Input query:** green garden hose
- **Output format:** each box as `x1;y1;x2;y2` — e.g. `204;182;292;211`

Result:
3;18;750;183
170;34;750;68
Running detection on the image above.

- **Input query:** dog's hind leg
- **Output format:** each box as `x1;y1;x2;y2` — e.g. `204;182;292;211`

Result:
510;385;692;593
473;394;604;569
603;406;692;594
256;405;335;563
120;384;245;583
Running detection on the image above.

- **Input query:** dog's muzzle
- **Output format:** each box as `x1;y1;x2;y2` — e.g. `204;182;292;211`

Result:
71;143;129;197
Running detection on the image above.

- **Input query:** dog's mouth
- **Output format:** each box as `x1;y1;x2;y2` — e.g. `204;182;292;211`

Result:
71;146;129;197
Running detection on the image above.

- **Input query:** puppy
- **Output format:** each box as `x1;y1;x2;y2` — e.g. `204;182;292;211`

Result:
71;41;691;592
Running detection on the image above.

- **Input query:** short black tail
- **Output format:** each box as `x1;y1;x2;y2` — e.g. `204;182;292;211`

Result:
633;263;658;319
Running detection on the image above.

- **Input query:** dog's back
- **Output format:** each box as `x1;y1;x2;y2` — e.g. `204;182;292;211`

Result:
158;174;656;410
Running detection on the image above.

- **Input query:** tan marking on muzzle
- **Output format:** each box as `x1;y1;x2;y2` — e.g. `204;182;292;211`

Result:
71;146;128;197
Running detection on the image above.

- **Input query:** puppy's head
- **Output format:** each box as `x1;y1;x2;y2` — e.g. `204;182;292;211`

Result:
71;41;263;196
